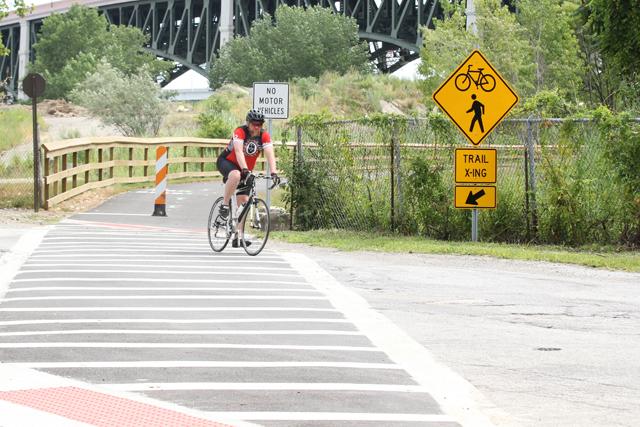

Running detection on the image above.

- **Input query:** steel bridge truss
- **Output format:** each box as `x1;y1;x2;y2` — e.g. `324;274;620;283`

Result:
1;0;441;92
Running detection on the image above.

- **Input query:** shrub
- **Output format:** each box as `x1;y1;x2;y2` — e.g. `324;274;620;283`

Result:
70;61;170;137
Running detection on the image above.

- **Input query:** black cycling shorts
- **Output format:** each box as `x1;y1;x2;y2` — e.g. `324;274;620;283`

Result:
216;154;250;196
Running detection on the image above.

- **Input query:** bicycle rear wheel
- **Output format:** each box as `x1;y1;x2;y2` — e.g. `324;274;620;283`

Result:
208;197;230;252
240;198;270;256
454;74;471;91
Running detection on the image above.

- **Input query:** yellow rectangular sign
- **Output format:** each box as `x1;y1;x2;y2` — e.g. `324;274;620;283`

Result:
455;148;497;184
455;185;496;209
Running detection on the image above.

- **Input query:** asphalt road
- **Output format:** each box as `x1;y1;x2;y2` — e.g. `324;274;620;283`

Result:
0;181;494;427
2;181;638;427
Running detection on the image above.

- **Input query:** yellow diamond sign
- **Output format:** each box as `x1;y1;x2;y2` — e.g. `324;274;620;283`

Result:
433;50;518;146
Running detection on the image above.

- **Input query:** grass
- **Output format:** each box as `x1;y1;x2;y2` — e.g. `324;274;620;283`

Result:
193;71;425;141
0;107;33;152
270;229;640;272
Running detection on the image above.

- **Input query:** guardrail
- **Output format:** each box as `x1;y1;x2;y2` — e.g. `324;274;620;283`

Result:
41;137;292;209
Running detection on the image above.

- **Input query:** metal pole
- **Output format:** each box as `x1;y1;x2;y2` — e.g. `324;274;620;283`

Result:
266;117;272;208
467;0;479;242
466;0;477;35
526;118;538;239
266;80;273;208
472;209;478;242
31;95;40;212
390;137;395;231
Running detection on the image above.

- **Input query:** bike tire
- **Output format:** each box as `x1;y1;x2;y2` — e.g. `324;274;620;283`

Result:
240;198;270;256
480;74;496;92
454;74;471;91
208;197;230;252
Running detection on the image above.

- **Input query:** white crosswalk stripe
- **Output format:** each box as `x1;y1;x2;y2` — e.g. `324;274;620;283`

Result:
0;215;467;426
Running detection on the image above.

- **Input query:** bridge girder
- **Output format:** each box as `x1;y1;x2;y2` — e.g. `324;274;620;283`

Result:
1;0;443;93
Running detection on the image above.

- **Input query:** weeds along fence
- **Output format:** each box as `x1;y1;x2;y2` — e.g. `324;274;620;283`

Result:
0;137;277;210
279;116;640;246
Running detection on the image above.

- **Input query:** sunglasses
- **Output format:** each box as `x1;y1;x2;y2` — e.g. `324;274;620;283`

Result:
249;121;264;127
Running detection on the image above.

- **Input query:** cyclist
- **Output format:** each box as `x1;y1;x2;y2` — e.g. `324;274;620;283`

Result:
216;109;280;247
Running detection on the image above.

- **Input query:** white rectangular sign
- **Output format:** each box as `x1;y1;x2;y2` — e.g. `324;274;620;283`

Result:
252;82;289;119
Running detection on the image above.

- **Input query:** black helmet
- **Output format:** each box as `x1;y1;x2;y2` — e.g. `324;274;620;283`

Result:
246;109;265;123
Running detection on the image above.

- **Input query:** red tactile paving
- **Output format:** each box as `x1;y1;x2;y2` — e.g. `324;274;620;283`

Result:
0;386;233;427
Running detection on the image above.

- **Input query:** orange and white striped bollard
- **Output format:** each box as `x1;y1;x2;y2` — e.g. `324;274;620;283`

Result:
152;146;168;216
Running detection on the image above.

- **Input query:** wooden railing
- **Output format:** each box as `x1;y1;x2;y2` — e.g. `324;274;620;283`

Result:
41;137;280;209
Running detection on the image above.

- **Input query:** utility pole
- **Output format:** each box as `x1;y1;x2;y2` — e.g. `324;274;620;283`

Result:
466;0;477;35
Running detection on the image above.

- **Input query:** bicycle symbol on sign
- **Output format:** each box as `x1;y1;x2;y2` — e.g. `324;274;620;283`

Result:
455;64;496;92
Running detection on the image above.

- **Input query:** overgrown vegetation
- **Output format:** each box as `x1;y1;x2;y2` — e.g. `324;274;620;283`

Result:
0;108;32;152
281;112;640;247
30;5;171;100
70;61;171;137
420;0;639;114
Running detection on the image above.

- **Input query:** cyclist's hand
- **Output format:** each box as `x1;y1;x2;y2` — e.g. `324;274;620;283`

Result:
241;168;250;181
270;172;281;187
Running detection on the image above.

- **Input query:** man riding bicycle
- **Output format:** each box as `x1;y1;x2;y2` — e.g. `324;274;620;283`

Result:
216;109;280;247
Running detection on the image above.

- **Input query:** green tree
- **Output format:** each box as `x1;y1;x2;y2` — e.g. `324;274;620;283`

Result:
31;5;170;99
577;0;640;111
209;6;370;89
419;0;533;101
586;0;640;83
516;0;582;100
70;61;171;136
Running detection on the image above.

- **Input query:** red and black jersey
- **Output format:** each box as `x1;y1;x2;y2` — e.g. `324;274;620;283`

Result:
223;125;272;171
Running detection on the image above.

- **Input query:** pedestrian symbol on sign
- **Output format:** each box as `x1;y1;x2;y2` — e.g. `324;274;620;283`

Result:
467;94;485;133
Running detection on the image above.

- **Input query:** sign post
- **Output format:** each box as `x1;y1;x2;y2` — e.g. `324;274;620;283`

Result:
252;81;289;208
22;73;46;212
432;50;518;241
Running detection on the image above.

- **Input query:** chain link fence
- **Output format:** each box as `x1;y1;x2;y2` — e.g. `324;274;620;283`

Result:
280;116;640;246
0;140;36;209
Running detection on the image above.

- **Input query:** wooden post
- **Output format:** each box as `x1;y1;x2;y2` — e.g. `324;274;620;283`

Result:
143;148;149;177
183;146;188;173
72;152;78;188
128;147;134;178
200;147;205;172
52;155;58;196
109;147;114;178
61;154;68;193
43;149;50;209
98;148;103;181
84;149;90;184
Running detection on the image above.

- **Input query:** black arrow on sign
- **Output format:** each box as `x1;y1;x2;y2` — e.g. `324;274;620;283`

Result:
465;189;486;205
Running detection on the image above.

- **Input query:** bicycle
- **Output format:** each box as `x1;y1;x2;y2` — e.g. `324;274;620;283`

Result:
455;64;496;92
207;173;282;256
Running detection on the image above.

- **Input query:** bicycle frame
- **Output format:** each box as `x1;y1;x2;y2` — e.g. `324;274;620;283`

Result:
229;174;277;235
466;66;486;86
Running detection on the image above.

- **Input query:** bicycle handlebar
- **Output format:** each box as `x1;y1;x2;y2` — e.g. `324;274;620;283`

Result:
251;173;288;190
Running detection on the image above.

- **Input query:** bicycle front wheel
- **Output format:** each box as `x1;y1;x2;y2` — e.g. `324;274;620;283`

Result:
208;197;230;252
480;74;496;92
240;198;270;256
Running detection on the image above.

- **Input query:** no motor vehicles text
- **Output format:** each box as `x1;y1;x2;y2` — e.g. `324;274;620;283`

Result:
258;97;285;105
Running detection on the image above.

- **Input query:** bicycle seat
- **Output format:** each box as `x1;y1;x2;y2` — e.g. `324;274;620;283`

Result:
477;68;484;71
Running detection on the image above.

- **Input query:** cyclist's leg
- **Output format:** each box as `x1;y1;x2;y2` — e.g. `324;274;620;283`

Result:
232;192;250;247
224;171;241;205
236;193;250;232
216;156;241;206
